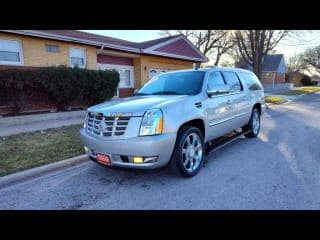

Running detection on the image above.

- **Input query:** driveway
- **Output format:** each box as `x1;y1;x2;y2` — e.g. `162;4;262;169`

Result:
0;92;319;209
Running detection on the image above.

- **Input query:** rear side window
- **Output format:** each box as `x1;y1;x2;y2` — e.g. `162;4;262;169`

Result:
242;72;262;91
207;71;226;90
222;72;242;92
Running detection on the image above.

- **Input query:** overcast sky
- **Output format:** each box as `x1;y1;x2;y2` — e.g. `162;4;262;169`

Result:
81;30;320;61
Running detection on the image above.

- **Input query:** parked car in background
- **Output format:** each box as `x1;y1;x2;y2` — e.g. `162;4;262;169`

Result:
80;67;266;177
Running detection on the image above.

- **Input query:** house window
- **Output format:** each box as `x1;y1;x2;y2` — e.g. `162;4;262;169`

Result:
98;64;134;96
0;39;23;65
149;68;170;80
70;47;86;68
46;44;59;53
119;69;131;87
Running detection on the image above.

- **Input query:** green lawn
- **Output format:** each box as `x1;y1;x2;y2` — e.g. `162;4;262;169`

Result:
265;96;286;104
0;124;85;177
275;86;320;96
300;86;320;92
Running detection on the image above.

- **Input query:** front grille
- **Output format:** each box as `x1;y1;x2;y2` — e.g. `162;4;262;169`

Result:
86;112;130;137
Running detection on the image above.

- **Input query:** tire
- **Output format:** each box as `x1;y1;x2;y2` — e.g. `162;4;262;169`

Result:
169;126;204;177
244;108;261;138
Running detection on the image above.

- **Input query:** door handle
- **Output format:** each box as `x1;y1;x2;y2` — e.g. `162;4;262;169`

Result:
227;99;232;105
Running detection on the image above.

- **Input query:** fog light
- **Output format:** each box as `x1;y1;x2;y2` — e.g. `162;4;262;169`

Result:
132;156;158;164
143;156;158;163
133;156;143;163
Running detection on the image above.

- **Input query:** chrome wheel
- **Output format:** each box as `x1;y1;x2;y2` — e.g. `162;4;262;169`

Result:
181;133;203;173
252;110;260;135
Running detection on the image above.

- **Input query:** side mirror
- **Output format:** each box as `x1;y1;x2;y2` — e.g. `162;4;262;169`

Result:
133;88;139;95
207;84;230;96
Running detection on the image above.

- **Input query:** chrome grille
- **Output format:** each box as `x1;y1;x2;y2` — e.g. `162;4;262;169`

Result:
86;112;130;137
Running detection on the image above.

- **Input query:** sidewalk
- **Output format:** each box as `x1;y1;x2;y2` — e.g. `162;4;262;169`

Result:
0;110;86;137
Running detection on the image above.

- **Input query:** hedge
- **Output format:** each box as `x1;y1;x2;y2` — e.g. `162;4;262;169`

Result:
0;66;119;113
300;75;313;86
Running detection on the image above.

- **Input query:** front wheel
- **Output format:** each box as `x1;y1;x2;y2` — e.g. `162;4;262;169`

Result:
245;108;261;138
169;126;204;177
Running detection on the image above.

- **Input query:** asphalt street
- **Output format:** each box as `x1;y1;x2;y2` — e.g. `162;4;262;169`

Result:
0;92;319;209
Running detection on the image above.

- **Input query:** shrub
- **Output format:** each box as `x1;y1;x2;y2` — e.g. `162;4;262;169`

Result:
82;69;119;106
38;66;84;111
0;66;119;113
0;69;39;113
300;75;312;86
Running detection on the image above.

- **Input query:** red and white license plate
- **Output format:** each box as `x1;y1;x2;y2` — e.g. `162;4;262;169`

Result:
96;153;111;166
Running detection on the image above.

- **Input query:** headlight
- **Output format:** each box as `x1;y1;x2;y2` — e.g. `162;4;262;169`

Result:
139;109;163;136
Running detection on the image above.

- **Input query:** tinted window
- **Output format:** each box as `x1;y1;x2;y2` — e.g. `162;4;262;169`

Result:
242;72;262;91
222;72;242;92
207;71;226;90
137;71;205;95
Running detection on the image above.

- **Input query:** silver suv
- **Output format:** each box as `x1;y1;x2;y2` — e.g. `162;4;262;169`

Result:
80;67;266;177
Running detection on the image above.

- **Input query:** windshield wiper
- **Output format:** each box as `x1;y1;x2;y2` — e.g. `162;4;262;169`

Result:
152;91;180;95
134;92;151;96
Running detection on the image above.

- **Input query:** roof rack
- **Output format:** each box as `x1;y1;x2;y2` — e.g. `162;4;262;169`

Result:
203;65;216;68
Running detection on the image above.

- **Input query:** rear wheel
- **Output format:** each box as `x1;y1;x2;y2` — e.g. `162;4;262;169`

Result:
245;108;260;138
169;126;204;177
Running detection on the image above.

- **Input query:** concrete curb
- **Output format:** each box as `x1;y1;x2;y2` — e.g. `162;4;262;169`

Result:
0;154;89;189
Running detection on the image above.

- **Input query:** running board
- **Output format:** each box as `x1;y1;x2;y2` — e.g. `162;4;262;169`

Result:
205;130;251;155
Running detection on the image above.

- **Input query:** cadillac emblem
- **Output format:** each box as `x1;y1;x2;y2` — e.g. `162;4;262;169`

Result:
98;121;107;131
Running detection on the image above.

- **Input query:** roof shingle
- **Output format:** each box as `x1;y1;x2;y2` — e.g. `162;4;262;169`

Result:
40;30;180;49
5;30;207;62
236;54;284;72
262;54;283;71
41;30;135;47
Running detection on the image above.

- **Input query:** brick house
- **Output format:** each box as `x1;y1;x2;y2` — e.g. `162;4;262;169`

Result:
287;71;304;87
311;76;320;86
236;54;287;85
0;30;207;114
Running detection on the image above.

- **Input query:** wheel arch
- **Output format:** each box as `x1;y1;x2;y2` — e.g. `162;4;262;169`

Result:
177;118;205;139
253;103;261;114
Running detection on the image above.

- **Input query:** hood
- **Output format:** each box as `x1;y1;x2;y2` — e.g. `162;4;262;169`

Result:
88;95;188;116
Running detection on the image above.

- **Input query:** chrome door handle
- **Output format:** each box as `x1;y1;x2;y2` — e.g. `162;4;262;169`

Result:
227;99;232;105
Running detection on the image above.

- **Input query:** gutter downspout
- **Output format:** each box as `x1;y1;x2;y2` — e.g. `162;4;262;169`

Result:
272;72;275;88
97;45;105;55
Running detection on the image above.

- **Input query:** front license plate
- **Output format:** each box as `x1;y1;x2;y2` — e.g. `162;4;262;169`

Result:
96;153;111;166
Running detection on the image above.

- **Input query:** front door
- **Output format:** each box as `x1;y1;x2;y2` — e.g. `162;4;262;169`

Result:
221;71;251;130
204;71;235;140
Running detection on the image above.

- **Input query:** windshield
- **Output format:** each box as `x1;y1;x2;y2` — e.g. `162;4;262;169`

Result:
136;71;205;95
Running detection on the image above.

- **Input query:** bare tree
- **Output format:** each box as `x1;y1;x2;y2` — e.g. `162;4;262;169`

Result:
213;32;236;66
162;30;235;66
302;45;320;73
286;53;306;72
235;30;288;80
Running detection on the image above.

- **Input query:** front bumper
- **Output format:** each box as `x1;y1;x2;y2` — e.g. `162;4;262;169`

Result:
80;128;177;169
